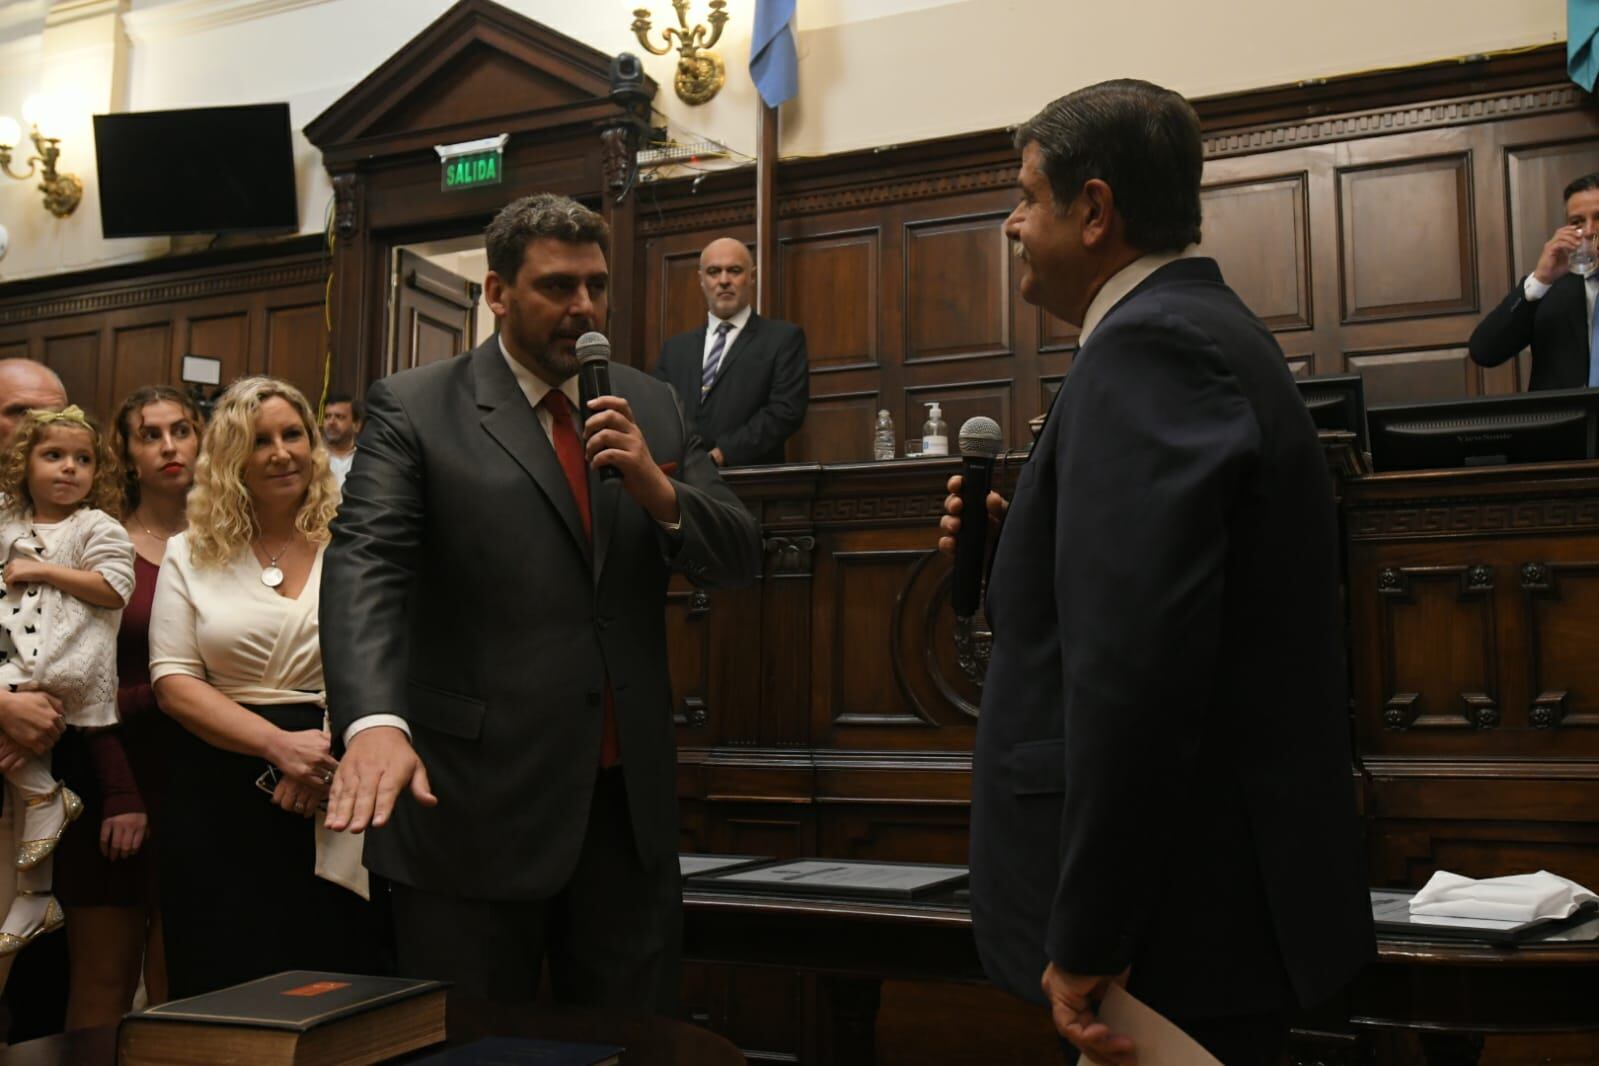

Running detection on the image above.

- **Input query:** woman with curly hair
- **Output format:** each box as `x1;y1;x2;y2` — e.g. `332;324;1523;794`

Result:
0;406;135;956
52;385;200;1026
148;377;386;996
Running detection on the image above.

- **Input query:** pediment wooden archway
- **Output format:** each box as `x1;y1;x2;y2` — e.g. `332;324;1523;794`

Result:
305;0;656;392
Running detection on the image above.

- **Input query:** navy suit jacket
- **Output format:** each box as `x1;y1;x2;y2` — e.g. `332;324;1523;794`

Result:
1469;274;1592;390
654;312;808;466
970;257;1373;1021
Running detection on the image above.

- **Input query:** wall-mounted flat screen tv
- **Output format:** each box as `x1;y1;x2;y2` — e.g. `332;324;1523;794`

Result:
93;103;298;237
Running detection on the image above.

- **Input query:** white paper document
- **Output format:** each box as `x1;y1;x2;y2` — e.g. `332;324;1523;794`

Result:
1088;984;1222;1066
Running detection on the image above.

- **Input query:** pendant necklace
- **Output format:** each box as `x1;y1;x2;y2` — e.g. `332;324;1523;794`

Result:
134;511;179;542
257;535;292;588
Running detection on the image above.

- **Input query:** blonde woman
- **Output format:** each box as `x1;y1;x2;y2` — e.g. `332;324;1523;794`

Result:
147;377;386;997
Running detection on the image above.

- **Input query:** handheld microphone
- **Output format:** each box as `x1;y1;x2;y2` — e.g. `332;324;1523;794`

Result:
575;331;620;481
953;416;1003;619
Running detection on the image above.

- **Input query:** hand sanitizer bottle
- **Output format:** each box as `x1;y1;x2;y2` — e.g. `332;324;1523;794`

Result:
873;409;896;461
921;402;949;457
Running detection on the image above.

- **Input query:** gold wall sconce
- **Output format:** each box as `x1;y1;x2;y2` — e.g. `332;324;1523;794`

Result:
0;114;82;219
631;0;730;105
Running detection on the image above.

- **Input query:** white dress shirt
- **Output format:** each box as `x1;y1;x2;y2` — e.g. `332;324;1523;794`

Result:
1522;272;1598;336
328;448;356;490
702;304;753;377
1077;245;1200;348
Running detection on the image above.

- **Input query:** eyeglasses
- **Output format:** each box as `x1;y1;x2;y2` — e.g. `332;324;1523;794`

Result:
255;765;329;811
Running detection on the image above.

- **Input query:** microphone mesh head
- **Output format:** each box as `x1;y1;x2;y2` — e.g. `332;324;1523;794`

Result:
575;331;611;364
958;416;1004;458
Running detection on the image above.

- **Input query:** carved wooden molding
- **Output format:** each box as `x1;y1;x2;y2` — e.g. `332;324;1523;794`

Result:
332;174;361;240
812;493;946;525
640;164;1023;236
764;535;816;576
1350;497;1599;540
1363;756;1599;780
641;78;1588;237
1204;84;1584;159
833;548;941;728
667;586;712;729
1522;560;1599;730
0;259;327;326
1376;564;1499;732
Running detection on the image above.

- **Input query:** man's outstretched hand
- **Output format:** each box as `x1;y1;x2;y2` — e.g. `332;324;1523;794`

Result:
323;726;437;833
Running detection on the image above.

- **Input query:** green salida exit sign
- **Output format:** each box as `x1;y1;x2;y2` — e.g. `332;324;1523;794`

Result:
435;134;508;193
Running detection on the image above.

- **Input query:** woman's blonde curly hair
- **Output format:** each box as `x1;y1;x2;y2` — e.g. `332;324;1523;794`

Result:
0;408;123;519
186;376;338;570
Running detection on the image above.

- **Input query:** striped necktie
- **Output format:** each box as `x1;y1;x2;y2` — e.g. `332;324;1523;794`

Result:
1590;279;1599;387
703;321;733;395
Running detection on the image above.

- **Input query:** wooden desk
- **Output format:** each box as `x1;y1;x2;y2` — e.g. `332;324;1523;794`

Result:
0;997;747;1066
683;887;1599;1066
669;455;1599;1060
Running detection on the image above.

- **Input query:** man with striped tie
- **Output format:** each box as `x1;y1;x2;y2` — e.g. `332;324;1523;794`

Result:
653;237;809;466
1470;172;1599;390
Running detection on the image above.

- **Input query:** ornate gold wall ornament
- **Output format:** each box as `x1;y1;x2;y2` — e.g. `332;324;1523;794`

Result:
631;1;729;106
0;125;82;219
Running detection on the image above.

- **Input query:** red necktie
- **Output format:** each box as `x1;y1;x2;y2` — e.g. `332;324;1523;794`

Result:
540;390;619;767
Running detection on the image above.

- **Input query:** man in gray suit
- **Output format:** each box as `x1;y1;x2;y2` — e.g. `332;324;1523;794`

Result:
321;194;760;1009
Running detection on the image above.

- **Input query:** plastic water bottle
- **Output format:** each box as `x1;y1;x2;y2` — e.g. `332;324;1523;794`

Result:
873;409;896;461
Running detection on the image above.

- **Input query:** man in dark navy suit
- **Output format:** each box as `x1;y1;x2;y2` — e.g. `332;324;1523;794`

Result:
1470;172;1599;389
939;80;1372;1065
653;238;808;466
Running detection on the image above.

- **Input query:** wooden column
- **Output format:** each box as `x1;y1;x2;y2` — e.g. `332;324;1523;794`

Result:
600;124;642;368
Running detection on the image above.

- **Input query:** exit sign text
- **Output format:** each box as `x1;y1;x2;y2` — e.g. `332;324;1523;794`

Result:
442;150;502;192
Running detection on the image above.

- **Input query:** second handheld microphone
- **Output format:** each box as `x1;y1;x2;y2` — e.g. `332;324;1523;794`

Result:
952;416;1003;619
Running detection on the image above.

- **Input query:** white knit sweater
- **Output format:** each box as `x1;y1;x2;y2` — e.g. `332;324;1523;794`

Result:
0;506;135;727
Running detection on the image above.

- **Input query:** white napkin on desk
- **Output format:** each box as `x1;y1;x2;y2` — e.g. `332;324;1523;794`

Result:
1409;870;1596;923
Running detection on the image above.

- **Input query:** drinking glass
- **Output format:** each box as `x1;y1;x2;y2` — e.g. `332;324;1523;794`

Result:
1571;227;1597;278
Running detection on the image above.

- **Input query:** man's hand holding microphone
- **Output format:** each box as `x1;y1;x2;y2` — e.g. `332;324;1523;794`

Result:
938;418;1009;616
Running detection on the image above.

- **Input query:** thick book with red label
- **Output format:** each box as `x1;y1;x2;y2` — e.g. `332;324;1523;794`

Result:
117;970;447;1066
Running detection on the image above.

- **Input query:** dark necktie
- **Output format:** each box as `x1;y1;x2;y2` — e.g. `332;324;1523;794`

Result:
540;389;619;767
703;321;733;395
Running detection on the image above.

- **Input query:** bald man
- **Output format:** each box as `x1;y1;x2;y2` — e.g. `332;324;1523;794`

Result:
653;237;808;467
0;359;67;1004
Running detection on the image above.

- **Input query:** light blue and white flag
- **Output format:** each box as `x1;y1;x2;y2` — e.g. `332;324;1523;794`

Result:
1570;0;1599;92
750;0;798;109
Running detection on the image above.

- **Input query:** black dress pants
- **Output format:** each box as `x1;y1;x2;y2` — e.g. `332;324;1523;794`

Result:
391;767;681;1014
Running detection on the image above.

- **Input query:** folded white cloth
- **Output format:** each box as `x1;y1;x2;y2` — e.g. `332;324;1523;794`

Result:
1409;870;1597;923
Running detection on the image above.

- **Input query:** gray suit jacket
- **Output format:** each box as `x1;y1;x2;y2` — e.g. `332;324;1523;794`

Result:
321;338;761;900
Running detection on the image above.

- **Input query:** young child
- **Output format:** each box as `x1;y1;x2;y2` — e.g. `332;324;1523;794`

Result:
0;406;134;954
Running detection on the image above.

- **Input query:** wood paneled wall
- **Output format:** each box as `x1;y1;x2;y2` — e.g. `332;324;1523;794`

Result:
0;239;331;421
638;54;1599;463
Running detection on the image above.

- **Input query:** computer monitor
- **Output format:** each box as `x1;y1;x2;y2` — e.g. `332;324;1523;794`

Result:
1367;388;1599;472
1295;373;1368;454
